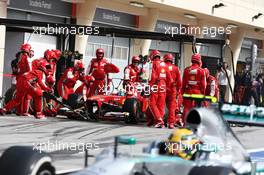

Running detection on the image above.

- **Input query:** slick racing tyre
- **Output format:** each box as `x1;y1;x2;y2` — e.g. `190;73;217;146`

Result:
66;93;84;109
0;146;55;175
188;166;234;175
4;86;16;105
3;86;17;113
123;98;140;124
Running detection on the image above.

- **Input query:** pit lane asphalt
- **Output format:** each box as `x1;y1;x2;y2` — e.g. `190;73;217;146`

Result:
0;115;263;172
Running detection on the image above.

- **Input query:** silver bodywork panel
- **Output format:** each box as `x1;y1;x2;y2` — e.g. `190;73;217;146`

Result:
70;107;264;175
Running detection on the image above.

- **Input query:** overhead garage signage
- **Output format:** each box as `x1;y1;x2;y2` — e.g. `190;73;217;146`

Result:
8;0;72;18
94;8;137;29
29;0;51;10
155;20;180;33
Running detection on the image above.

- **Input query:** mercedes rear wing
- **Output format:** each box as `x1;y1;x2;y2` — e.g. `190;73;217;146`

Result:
183;94;264;127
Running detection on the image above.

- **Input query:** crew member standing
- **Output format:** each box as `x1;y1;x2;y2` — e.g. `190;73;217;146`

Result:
203;67;219;106
16;43;34;116
148;50;172;128
164;53;182;129
86;48;110;97
182;53;206;124
206;75;219;98
17;43;32;77
123;56;140;96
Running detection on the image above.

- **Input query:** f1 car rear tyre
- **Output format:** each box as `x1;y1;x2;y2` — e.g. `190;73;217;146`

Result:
123;98;140;124
188;166;234;175
3;86;16;113
4;86;16;105
0;146;55;175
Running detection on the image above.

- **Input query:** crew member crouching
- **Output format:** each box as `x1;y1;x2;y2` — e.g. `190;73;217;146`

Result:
0;59;53;119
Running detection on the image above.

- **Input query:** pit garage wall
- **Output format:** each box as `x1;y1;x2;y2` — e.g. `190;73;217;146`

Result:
237;38;262;74
84;17;183;84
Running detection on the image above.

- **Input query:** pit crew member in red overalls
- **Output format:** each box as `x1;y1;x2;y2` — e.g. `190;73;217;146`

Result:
123;56;141;96
57;61;85;101
17;43;34;116
182;53;206;124
17;43;32;77
51;49;61;75
147;50;172;128
43;74;58;117
86;48;110;97
202;65;219;106
206;75;219;100
0;59;52;119
164;53;182;129
75;75;95;101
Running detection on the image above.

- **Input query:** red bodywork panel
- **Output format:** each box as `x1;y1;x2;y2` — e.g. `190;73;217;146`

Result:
88;95;126;108
87;94;148;112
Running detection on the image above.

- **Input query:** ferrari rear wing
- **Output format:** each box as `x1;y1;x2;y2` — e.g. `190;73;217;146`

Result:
183;94;264;127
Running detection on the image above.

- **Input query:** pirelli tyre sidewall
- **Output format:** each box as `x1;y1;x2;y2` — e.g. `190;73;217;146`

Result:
0;146;55;175
123;98;140;124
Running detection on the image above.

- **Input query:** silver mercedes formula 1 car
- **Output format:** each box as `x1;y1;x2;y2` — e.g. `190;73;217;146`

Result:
0;104;264;175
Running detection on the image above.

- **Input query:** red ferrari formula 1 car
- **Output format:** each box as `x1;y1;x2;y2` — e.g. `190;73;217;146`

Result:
59;62;149;124
85;80;149;124
60;78;149;124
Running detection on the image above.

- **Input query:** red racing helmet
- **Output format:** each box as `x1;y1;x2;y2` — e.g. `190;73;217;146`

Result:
20;43;32;53
163;53;174;62
191;53;201;64
44;50;55;61
52;49;62;61
96;48;104;59
150;50;161;60
74;61;85;71
132;56;140;63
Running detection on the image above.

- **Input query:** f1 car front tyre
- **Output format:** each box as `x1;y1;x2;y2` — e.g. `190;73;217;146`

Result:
188;166;234;175
67;93;84;109
0;146;55;175
123;98;140;124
